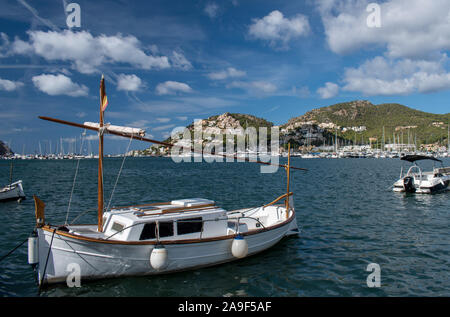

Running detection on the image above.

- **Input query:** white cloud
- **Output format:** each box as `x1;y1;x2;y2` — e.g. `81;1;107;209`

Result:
248;10;310;49
155;81;193;95
16;0;60;31
0;78;24;91
204;3;219;19
135;96;238;114
7;30;170;74
342;56;450;95
156;118;171;123
318;0;450;59
153;124;176;131
171;51;192;70
317;82;339;99
207;67;246;80
291;85;310;98
176;116;188;121
117;74;143;91
227;80;277;94
76;111;87;118
127;120;150;129
0;32;11;57
32;73;88;97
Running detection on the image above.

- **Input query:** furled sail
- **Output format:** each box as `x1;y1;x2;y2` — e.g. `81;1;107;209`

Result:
84;122;146;137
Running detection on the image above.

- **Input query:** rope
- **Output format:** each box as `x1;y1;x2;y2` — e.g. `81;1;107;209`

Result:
65;130;86;225
0;237;29;263
38;229;56;293
105;136;133;213
70;208;97;225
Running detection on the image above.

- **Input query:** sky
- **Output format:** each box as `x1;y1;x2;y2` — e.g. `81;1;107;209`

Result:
0;0;450;154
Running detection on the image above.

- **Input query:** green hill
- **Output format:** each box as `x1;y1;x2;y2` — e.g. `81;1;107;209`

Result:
284;100;450;146
142;101;450;155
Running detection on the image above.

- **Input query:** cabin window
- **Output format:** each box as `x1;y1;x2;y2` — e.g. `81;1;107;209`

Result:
177;217;203;235
111;222;125;233
139;221;174;240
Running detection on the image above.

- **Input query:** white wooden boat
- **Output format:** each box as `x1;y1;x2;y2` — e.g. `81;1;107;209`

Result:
393;155;450;194
28;76;306;286
0;180;25;202
1;161;25;202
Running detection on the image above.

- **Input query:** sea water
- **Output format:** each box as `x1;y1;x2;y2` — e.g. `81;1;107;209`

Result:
0;157;449;296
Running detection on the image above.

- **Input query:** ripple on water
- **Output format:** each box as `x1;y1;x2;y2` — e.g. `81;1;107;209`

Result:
0;157;449;296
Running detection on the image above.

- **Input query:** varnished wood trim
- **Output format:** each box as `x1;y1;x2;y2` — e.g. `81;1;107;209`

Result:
136;205;218;217
110;201;171;210
263;192;293;208
161;203;216;214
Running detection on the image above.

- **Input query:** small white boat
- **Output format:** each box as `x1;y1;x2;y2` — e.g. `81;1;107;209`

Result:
393;155;450;194
1;161;26;202
0;180;26;202
27;76;306;286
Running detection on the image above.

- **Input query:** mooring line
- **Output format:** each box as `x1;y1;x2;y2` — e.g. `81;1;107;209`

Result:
0;237;29;263
38;229;56;294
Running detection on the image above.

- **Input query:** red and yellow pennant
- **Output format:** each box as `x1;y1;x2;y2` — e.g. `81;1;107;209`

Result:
100;75;108;112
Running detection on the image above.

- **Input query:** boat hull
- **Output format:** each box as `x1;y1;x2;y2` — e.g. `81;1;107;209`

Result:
393;179;449;194
0;180;25;202
36;218;295;285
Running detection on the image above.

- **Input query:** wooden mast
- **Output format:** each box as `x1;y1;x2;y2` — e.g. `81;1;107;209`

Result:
9;160;13;186
98;75;106;232
285;142;291;219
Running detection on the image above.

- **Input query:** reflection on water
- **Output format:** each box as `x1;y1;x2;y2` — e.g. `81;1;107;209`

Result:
0;157;449;296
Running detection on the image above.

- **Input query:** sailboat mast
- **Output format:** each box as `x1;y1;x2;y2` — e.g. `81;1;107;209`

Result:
9;160;13;186
98;75;106;232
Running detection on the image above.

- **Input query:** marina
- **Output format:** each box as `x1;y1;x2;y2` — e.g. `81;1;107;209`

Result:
0;0;450;302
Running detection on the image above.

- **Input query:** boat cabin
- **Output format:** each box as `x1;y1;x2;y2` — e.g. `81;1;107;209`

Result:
62;197;291;242
103;198;227;241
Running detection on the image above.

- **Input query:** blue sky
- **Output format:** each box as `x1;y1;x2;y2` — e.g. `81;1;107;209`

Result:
0;0;450;154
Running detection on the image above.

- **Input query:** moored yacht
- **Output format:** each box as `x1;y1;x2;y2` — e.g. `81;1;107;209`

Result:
0;180;25;202
0;160;25;202
393;155;450;194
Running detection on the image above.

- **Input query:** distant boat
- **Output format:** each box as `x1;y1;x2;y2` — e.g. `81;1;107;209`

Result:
0;161;25;202
393;155;450;194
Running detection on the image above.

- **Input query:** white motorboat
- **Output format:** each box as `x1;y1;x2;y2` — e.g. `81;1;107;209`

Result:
393;155;450;194
27;76;306;286
0;180;26;202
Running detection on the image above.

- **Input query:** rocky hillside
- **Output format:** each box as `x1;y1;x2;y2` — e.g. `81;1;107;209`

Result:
0;141;13;156
144;113;274;155
185;112;273;135
142;101;450;155
283;100;450;145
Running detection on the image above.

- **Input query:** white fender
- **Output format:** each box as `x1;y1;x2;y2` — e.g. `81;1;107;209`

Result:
28;232;38;265
150;245;168;270
231;235;248;258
